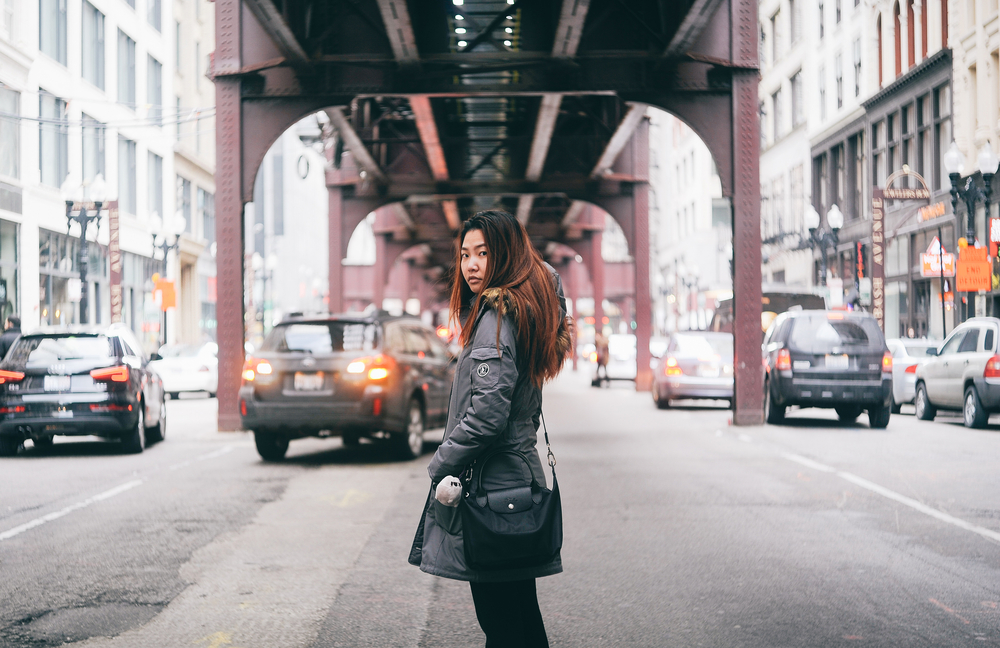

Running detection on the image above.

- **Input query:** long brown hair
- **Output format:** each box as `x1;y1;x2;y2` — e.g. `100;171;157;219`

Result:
449;210;566;387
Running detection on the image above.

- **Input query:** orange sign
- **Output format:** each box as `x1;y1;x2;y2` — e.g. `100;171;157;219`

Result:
154;279;176;311
957;246;991;292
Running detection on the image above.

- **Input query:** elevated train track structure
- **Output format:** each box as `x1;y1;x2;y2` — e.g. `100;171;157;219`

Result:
213;0;763;428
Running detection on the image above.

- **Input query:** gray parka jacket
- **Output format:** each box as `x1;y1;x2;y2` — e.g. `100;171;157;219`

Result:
408;266;571;583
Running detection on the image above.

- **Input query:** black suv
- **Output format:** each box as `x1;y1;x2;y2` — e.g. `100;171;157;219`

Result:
763;310;893;428
0;324;167;455
240;313;454;461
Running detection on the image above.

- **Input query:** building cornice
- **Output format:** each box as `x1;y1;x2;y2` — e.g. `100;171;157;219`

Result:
809;106;866;153
861;49;952;109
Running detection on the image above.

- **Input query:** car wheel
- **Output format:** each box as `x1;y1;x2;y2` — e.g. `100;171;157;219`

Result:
868;403;891;429
32;436;54;451
341;430;361;447
0;435;20;457
394;398;425;460
765;379;785;425
169;392;180;401
890;397;901;414
914;383;936;421
653;385;670;409
835;405;863;422
147;396;167;443
121;403;146;454
964;386;989;429
254;431;289;461
208;392;217;399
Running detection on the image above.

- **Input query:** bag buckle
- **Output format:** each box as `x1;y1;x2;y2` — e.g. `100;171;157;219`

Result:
547;447;556;467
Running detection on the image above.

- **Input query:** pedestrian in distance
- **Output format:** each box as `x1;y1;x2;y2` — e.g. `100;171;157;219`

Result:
409;210;573;648
594;331;610;386
0;315;21;360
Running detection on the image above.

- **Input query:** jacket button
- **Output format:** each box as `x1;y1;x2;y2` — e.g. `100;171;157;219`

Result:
508;503;514;509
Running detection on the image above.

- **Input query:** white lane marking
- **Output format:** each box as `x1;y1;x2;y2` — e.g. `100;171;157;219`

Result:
738;434;753;443
0;480;143;542
783;453;1000;545
168;445;234;471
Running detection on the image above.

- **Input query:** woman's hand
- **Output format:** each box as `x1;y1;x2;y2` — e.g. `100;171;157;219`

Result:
435;476;463;507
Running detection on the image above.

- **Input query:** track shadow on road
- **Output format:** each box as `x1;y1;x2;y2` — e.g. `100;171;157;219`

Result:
7;437;166;459
267;438;443;467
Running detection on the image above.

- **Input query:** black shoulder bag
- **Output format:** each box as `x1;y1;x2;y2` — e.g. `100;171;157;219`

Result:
460;413;563;571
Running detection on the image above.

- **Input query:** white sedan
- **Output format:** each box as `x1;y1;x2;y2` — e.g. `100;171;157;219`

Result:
886;338;939;413
149;342;218;399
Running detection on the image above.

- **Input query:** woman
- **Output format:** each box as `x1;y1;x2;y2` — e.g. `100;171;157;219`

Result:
409;210;572;647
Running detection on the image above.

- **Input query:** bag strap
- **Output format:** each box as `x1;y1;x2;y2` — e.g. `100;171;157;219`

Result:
540;411;556;474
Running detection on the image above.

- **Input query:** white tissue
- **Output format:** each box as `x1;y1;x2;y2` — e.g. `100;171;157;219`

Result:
435;476;463;507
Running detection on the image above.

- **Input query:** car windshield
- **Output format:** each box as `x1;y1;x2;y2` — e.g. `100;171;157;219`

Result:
261;322;379;354
903;343;939;356
788;315;883;353
676;334;733;357
157;344;203;358
13;336;114;365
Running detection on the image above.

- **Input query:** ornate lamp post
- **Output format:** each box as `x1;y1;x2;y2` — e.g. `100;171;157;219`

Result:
945;141;999;320
61;174;108;324
804;203;843;287
151;211;187;347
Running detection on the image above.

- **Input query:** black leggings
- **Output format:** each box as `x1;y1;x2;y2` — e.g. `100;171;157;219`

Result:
470;579;549;648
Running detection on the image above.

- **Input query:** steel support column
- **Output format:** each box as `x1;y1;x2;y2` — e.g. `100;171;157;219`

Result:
591;228;604;340
328;186;343;313
731;69;763;425
374;234;387;310
214;0;244;431
631;120;652;391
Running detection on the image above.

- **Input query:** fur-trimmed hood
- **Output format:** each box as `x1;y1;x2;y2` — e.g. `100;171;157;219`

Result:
477;281;574;365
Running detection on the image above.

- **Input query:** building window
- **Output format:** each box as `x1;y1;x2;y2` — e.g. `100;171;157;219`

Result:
835;53;843;109
791;71;804;127
934;84;952;191
175;20;182;70
82;2;105;90
148;0;161;31
177;176;192;233
82;114;105;187
195;42;201;91
877;15;883;86
118;136;136;214
834;144;845;206
770;11;780;62
199;189;215;245
118;30;136;107
39;0;67;65
907;0;915;68
854;39;862;97
894;3;902;78
942;0;948;48
836;0;842;22
0;0;16;42
0;86;19;180
819;66;827;120
873;120;886;186
0;220;18;323
148;153;163;218
147;56;162;125
791;164;804;231
819;0;825;38
759;101;767;151
772;89;782;140
850;132;865;218
39;93;68;188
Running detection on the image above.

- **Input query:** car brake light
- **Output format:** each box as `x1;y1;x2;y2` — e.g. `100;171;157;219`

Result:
664;357;682;376
347;355;394;380
904;364;918;374
242;358;272;382
985;354;1000;378
882;352;893;373
776;348;791;371
0;405;25;413
90;366;129;382
0;369;25;384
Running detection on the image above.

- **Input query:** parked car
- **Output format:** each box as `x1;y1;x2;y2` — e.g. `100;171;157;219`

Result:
239;312;454;461
651;332;733;408
886;338;939;413
0;324;167;456
149;342;218;399
763;310;893;428
914;317;1000;428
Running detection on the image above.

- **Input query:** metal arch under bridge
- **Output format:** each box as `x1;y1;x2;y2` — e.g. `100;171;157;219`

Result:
212;0;764;429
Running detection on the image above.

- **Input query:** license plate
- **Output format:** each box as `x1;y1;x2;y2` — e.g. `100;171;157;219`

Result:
52;408;73;419
293;372;324;391
44;375;72;392
825;354;850;370
697;364;720;378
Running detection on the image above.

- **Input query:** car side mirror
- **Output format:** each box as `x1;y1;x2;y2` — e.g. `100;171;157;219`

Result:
150;353;161;361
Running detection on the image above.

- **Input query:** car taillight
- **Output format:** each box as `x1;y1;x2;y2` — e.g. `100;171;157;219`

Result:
664;357;682;376
882;352;893;373
0;405;25;413
776;348;791;371
90;366;129;382
0;369;25;384
242;358;272;382
347;355;394;380
904;364;918;374
985;354;1000;378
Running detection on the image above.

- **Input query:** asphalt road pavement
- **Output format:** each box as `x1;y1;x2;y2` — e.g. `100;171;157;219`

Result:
0;371;998;647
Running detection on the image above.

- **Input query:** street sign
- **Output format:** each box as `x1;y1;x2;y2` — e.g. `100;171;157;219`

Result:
154;279;176;311
957;246;991;292
919;237;956;277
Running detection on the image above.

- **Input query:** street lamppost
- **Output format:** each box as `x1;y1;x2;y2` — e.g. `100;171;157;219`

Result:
804;203;843;287
61;173;108;324
150;211;187;347
944;140;1000;320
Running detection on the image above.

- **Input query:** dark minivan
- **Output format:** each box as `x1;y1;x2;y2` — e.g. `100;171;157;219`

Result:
240;313;454;461
763;310;893;428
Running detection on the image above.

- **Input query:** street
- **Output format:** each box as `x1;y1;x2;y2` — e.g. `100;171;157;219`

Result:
1;370;999;647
